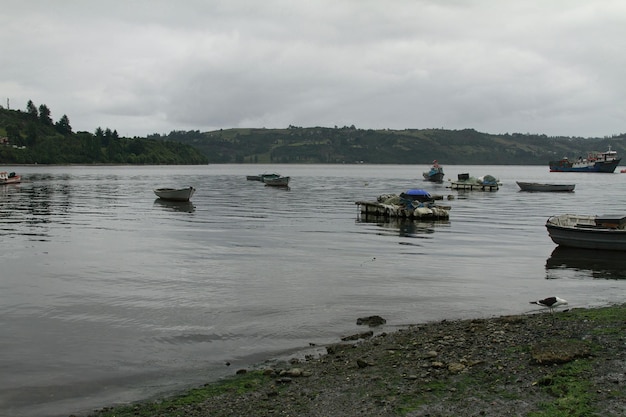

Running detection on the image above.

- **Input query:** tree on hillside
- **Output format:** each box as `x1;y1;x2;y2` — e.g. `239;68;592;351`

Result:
38;104;53;126
55;114;72;135
95;126;105;145
26;100;38;118
26;122;38;146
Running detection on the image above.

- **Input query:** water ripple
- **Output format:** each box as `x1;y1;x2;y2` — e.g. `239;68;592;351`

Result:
1;164;626;417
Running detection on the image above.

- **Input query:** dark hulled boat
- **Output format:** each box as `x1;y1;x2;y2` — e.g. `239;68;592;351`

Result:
549;146;620;173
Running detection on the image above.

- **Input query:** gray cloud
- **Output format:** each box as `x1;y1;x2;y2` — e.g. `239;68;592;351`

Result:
1;0;624;137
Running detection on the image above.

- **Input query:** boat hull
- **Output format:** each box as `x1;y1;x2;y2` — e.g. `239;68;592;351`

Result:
516;182;575;192
0;172;21;185
549;147;621;173
0;177;21;185
154;187;195;202
422;164;444;182
422;171;444;182
247;173;280;182
546;214;626;251
264;176;290;186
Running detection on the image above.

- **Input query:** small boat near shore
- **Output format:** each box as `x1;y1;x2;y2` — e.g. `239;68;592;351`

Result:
549;146;621;173
516;182;575;192
546;214;626;251
153;186;196;202
0;171;21;185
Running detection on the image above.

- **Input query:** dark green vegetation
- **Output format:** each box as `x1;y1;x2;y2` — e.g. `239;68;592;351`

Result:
3;100;626;165
160;126;626;164
0;103;207;164
86;304;625;417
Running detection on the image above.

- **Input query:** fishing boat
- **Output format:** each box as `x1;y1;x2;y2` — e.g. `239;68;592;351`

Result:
422;160;444;182
545;214;626;251
0;171;21;185
549;146;621;173
153;186;196;202
263;176;290;187
516;182;575;192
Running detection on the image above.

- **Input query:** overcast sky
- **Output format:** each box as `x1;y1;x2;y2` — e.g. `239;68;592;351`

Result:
2;1;625;138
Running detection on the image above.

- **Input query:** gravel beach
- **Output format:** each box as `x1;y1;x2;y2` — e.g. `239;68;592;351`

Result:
85;304;625;417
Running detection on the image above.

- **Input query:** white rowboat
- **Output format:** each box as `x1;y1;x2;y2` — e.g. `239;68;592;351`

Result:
546;214;626;251
517;182;575;192
154;186;195;202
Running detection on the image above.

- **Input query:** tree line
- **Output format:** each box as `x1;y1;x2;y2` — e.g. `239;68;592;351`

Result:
0;101;208;165
3;100;625;165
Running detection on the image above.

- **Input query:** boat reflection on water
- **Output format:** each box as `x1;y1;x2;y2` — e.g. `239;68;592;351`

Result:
153;199;196;213
357;214;450;238
545;246;626;280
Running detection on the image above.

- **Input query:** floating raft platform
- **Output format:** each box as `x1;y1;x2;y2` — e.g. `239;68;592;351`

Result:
447;181;499;191
355;201;450;219
447;174;500;191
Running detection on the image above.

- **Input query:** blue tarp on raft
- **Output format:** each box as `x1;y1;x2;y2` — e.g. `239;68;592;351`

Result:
404;189;431;197
400;189;433;206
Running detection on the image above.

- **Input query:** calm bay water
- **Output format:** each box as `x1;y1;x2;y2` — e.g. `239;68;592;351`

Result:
1;164;625;417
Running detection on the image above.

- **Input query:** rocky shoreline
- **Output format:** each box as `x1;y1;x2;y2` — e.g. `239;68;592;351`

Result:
85;304;625;417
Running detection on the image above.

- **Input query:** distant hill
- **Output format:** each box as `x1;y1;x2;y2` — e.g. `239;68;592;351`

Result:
0;105;208;165
156;126;626;165
3;101;624;165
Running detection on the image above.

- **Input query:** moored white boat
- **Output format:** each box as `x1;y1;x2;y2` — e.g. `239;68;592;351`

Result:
546;214;626;251
516;182;575;192
153;186;196;202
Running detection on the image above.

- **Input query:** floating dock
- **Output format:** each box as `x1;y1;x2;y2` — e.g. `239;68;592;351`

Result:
447;173;500;191
447;181;499;191
355;201;450;220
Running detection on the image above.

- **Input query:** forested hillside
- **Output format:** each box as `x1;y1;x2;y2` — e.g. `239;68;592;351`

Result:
2;100;624;165
157;126;626;164
0;102;208;165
